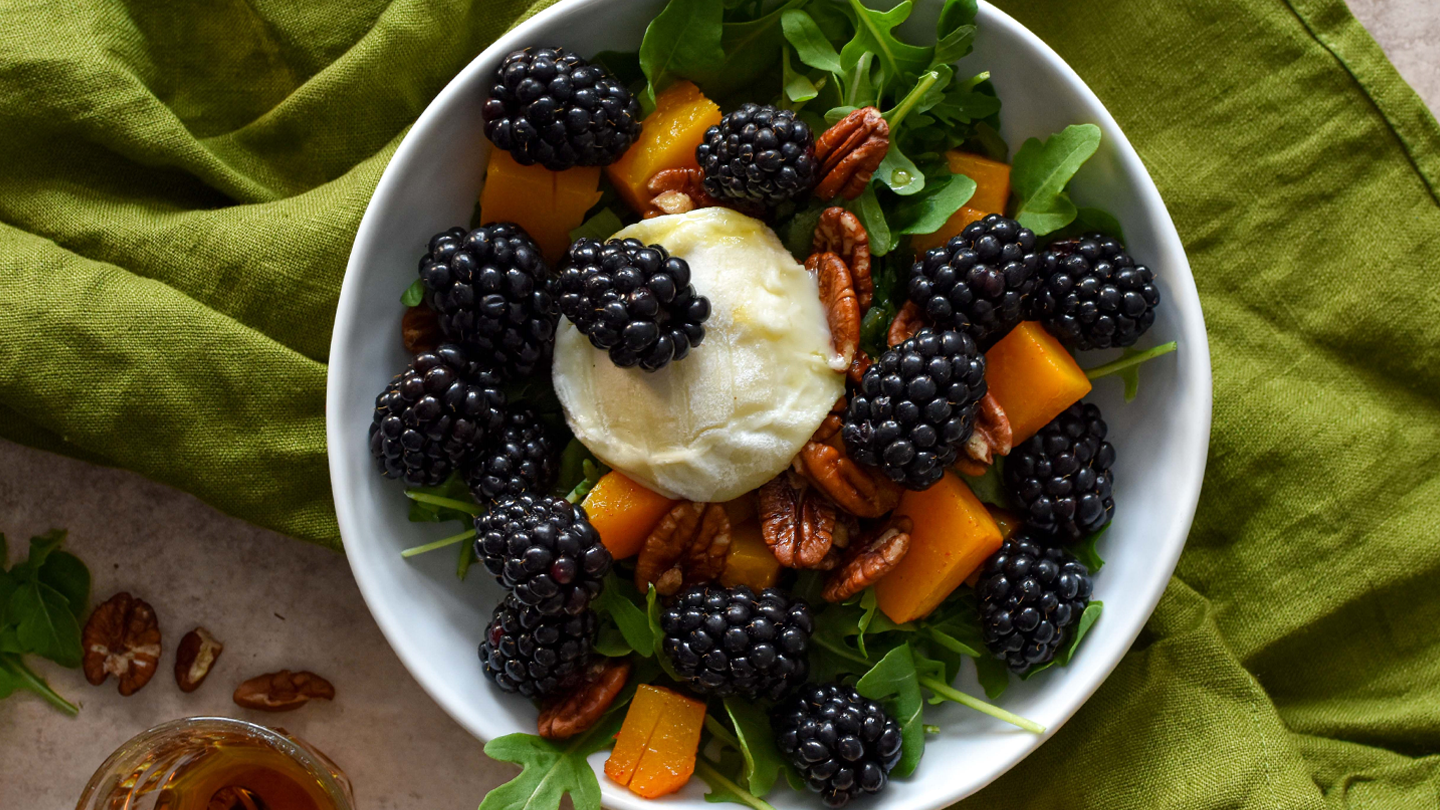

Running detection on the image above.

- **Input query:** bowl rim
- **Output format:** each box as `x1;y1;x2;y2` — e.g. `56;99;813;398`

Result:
326;1;1213;807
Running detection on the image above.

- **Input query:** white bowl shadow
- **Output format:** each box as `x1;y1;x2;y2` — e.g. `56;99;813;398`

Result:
325;2;1212;808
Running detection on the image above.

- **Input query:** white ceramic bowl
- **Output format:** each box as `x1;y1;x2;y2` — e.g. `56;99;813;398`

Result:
327;1;1212;807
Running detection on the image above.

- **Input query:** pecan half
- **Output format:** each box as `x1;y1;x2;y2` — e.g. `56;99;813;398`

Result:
812;208;872;309
847;350;872;385
644;167;718;218
635;502;731;595
823;517;913;602
814;107;890;201
962;392;1014;467
538;658;631;739
806;252;860;369
888;300;925;347
793;399;902;518
174;627;224;693
233;670;335;712
83;592;161;696
759;472;857;570
402;303;442;354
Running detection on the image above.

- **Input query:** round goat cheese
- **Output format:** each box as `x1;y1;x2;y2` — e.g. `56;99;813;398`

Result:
553;207;844;502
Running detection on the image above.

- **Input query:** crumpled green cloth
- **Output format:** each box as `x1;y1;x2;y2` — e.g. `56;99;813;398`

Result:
1;0;1437;806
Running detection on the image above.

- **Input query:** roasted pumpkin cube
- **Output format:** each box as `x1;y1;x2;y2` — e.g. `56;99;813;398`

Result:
874;472;1003;624
984;321;1093;445
606;81;721;214
478;148;601;262
720;518;780;590
605;685;706;799
581;470;678;560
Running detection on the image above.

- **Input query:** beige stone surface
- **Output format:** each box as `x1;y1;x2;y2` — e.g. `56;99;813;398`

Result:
0;4;1435;809
0;438;504;809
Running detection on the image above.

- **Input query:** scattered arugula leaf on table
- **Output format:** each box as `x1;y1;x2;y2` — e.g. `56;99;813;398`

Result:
1009;123;1102;235
0;529;87;716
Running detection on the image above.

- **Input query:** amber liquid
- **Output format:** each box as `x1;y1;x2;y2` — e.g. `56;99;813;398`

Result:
151;742;338;810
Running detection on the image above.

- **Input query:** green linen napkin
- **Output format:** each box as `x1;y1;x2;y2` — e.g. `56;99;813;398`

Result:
1;0;1437;807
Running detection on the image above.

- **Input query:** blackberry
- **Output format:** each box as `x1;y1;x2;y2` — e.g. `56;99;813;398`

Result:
908;214;1039;346
466;408;557;503
480;593;597;698
557;237;710;371
772;682;903;808
659;585;812;700
419;223;558;379
1004;401;1115;540
1030;233;1160;350
842;328;987;490
696;103;817;207
368;344;507;487
482;47;641;171
474;492;612;616
976;533;1093;673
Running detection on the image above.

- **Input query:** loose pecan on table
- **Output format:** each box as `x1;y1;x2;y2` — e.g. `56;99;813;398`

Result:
805;252;860;369
82;592;162;696
812;207;873;310
794;399;902;519
888;300;925;347
537;658;631;740
634;501;731;596
758;472;857;570
174;627;224;693
401;303;443;354
813;107;890;201
822;516;913;603
233;670;335;712
962;391;1014;468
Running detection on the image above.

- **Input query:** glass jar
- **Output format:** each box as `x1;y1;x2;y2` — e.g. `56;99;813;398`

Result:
76;717;353;810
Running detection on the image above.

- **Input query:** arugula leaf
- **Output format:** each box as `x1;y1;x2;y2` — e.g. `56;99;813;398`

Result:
478;712;623;810
10;581;82;668
566;460;607;504
592;50;644;87
781;47;819;106
875;142;924;196
697;751;778;810
637;0;725;111
855;643;925;777
782;9;842;74
594;575;655;656
688;1;806;101
38;552;89;620
936;0;979;36
1010;124;1102;235
404;475;477;524
724;697;785;797
854;588;880;658
1084;341;1179;402
645;585;683;679
958;459;1009;508
1020;601;1103;679
1064;206;1126;241
839;0;932;93
847;184;893;255
594;623;633;658
570;207;624;243
889;172;976;236
13;529;64;578
400;278;424;307
1071;526;1107;572
0;653;78;716
973;654;1010;700
553;438;600;499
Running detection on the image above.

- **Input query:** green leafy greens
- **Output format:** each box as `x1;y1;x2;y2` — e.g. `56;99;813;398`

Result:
0;529;89;716
1009;123;1102;235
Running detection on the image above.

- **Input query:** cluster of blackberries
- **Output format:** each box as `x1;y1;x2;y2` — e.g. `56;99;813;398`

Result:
908;215;1160;352
659;585;813;700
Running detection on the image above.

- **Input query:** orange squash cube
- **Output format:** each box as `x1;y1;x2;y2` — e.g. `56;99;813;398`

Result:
605;685;706;799
910;152;1011;252
984;321;1092;445
606;81;721;213
581;470;678;560
720;518;781;590
874;472;1003;624
478;149;601;262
